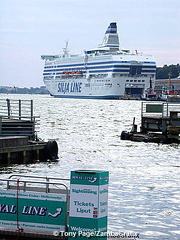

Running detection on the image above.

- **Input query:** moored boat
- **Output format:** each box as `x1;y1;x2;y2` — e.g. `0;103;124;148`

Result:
41;23;156;99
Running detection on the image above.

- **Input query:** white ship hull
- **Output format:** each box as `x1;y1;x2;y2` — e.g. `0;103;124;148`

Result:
42;23;156;99
44;76;124;99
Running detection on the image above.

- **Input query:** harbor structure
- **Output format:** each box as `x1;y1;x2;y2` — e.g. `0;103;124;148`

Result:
121;102;180;143
0;99;58;164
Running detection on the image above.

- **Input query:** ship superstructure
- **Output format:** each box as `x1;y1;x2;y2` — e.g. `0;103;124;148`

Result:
41;23;156;99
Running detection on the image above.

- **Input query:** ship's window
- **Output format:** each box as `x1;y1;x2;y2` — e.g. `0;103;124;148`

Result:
130;66;142;75
126;80;129;82
130;80;133;82
142;80;145;82
138;80;141;82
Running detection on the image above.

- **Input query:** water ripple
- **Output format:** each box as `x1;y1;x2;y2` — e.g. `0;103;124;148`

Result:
0;94;179;239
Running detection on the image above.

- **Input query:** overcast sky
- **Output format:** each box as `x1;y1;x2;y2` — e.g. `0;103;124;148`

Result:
0;0;179;87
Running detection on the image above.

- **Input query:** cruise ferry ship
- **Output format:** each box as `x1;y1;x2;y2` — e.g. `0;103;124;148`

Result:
41;23;156;99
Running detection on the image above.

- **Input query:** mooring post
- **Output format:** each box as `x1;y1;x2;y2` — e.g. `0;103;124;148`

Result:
23;150;28;164
36;149;40;161
69;170;109;240
7;152;11;165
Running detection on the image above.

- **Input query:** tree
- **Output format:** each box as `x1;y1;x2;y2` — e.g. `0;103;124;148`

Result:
156;64;180;79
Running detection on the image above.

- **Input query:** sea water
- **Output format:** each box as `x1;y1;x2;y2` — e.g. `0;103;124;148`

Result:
0;94;179;239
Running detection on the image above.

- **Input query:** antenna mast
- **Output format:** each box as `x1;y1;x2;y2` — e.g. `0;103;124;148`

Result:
63;40;69;57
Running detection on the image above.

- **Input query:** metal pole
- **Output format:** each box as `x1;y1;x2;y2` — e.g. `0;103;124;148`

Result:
167;102;169;117
46;178;49;193
0;116;2;135
141;102;143;129
31;100;33;121
19;100;21;120
6;99;11;118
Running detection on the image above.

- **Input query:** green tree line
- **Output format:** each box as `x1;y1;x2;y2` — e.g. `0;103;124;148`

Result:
156;64;180;79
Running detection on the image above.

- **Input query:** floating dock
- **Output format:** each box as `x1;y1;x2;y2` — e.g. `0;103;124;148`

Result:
0;99;58;164
121;102;180;143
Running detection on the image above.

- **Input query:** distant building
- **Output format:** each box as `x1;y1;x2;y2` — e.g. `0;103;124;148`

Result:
155;77;180;94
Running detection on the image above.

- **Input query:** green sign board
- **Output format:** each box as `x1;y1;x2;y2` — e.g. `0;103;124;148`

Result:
146;104;163;113
69;170;109;240
0;190;67;235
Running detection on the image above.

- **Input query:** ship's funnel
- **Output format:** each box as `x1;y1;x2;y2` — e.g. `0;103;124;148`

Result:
99;22;120;50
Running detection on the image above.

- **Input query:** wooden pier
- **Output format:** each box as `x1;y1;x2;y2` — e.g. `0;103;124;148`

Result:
121;102;180;143
0;99;58;164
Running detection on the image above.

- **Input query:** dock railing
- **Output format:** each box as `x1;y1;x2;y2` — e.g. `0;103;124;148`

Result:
7;174;70;193
0;99;34;120
0;174;70;237
0;99;40;139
